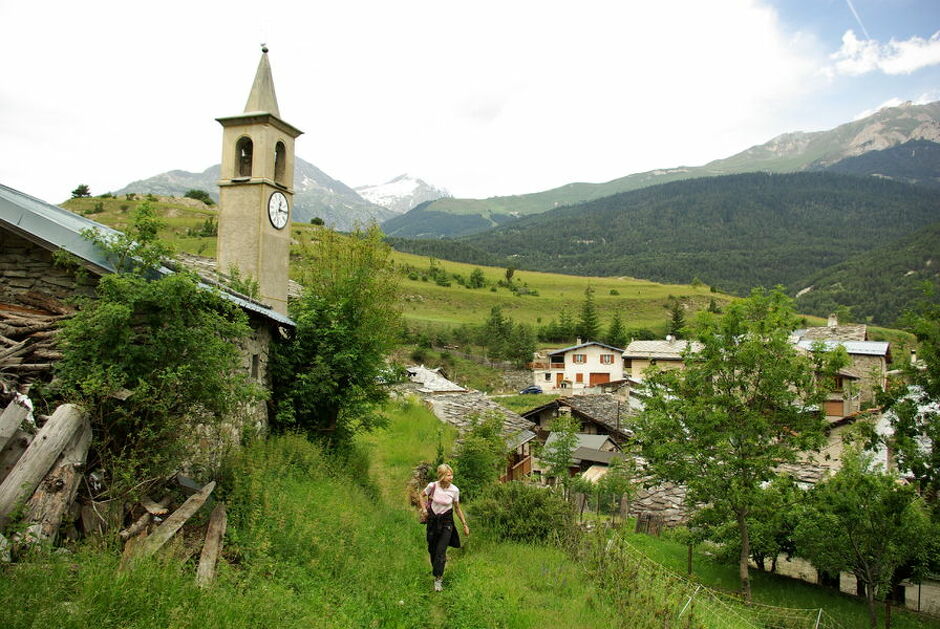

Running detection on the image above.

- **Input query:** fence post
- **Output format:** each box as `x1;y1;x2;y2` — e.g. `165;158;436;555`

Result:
814;608;823;629
676;584;701;620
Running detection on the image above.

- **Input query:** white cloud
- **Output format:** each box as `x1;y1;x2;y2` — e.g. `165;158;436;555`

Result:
853;91;940;120
830;30;940;76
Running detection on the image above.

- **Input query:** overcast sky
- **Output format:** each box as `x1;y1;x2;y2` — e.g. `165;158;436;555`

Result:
2;0;939;203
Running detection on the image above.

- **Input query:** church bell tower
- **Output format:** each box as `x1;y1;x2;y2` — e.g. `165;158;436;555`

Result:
216;45;302;316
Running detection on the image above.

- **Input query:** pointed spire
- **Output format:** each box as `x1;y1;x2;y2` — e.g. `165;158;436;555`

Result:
243;44;281;117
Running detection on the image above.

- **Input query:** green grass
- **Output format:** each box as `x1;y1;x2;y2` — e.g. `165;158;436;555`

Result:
493;393;560;414
63;196;731;336
622;528;940;629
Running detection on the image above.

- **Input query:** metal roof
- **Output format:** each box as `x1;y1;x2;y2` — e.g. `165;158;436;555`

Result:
0;182;294;328
544;432;616;451
795;339;889;357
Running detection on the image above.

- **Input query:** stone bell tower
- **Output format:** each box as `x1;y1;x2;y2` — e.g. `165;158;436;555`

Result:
216;45;302;315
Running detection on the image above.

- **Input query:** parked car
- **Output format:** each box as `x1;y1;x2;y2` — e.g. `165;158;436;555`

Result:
519;385;543;395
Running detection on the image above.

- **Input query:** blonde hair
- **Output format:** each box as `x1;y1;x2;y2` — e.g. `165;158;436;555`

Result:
436;464;453;482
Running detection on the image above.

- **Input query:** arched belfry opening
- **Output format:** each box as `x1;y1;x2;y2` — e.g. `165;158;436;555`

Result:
274;141;286;184
236;136;253;177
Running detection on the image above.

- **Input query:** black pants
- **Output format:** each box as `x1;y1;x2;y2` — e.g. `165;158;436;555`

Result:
426;509;455;578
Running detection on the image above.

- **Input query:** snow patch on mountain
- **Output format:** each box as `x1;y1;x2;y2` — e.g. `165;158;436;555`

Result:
355;174;450;214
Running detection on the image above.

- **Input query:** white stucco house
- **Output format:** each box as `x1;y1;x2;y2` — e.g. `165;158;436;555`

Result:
530;341;624;392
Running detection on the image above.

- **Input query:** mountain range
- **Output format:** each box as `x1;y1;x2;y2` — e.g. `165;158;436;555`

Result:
383;101;940;238
115;159;440;231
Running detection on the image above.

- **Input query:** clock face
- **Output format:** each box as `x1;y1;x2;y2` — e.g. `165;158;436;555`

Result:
268;191;289;229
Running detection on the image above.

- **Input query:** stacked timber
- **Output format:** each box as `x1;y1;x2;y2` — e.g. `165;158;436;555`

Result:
0;293;73;392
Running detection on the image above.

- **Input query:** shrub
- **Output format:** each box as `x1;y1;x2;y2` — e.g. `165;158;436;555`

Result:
453;411;505;501
184;189;215;205
473;481;577;543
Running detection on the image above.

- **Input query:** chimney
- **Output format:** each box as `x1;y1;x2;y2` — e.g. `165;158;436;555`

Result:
827;313;839;327
577;337;582;345
911;349;918;366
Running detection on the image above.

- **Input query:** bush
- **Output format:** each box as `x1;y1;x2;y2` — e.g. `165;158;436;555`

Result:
473;481;577;543
453;411;505;501
184;189;215;205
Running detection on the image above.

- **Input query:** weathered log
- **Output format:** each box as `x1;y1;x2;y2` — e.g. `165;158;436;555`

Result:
0;399;29;452
1;363;53;372
0;340;31;362
30;350;63;361
17;292;74;316
119;496;170;540
21;419;92;544
196;502;227;587
0;403;85;527
141;495;169;516
124;481;216;566
0;431;32;485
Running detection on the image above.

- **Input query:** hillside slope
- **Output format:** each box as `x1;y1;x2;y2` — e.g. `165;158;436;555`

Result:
384;101;940;238
434;172;940;297
793;221;940;325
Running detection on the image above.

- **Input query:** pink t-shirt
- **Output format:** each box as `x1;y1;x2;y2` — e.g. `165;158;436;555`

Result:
424;482;460;515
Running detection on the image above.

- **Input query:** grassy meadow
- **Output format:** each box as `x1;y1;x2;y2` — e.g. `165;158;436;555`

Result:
61;196;731;337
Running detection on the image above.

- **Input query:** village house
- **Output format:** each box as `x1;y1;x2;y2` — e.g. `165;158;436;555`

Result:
521;393;633;446
621;337;703;381
529;340;624;392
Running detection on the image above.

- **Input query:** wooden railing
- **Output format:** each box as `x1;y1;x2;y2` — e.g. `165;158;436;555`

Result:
499;456;533;482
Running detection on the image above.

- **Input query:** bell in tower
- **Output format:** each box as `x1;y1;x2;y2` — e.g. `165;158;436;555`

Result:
215;45;303;316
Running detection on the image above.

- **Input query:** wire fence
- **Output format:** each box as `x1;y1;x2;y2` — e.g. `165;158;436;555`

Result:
576;532;846;629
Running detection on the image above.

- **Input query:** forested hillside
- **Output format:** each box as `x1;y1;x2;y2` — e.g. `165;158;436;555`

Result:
819;140;940;189
393;172;940;298
793;221;940;324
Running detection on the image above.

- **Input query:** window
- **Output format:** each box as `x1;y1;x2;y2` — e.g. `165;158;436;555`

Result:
576;373;584;383
600;354;614;365
572;354;587;364
251;354;260;380
544;373;551;381
236;137;253;177
274;141;286;183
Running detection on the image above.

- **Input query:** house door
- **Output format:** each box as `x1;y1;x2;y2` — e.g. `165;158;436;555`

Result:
589;373;610;386
556;373;564;387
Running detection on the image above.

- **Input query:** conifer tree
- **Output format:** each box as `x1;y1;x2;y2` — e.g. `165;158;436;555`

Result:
606;311;628;349
578;287;600;340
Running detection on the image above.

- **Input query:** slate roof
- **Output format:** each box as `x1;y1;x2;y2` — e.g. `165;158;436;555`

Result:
521;394;635;440
0;182;294;328
544;432;615;451
547;341;624;357
623;339;703;359
406;365;468;393
797;325;868;342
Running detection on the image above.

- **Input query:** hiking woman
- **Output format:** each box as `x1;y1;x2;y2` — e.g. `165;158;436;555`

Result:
419;463;470;591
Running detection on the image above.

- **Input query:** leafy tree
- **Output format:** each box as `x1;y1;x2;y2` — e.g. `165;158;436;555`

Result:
666;298;686;338
309;217;324;226
453;411;506;501
71;183;91;198
596;454;638;523
605;311;628;349
794;451;932;628
271;225;401;445
468;267;486;289
539;414;580;499
635;288;846;600
183;188;215;205
53;207;258;500
877;293;940;506
504;265;515;283
577;286;600;340
81;201;172;273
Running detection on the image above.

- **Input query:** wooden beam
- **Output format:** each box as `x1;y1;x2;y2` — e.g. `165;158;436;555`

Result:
124;481;216;567
0;399;29;452
0;431;32;485
21;419;92;544
0;404;85;527
196;502;227;587
119;496;171;540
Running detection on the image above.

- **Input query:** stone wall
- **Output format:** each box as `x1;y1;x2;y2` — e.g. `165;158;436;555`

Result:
0;230;96;302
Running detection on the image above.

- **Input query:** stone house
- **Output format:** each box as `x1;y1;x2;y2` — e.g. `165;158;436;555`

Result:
621;337;703;381
530;341;624;392
0;182;294;438
521;393;633;446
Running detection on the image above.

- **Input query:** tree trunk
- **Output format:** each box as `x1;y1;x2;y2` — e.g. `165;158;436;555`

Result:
0;404;85;527
737;509;751;601
0;399;29;452
866;586;878;629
